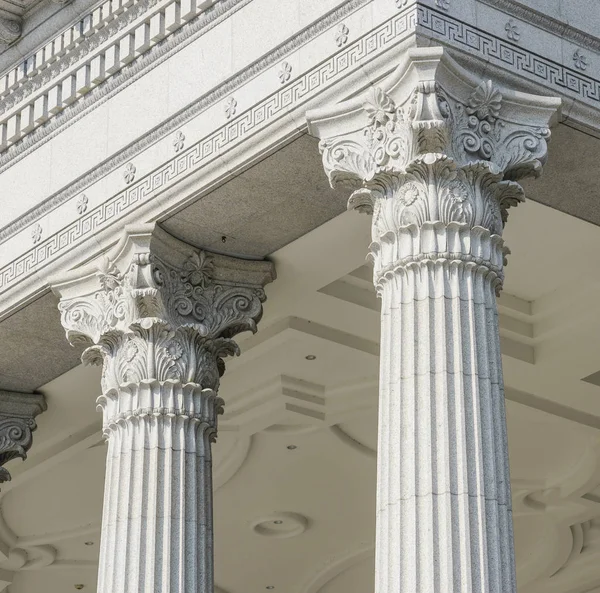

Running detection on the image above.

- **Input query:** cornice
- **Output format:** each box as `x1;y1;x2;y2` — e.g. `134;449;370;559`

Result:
0;0;253;169
0;0;370;242
1;1;600;307
0;0;161;113
477;0;600;54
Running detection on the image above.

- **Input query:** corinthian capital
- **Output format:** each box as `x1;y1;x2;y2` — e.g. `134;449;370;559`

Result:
0;392;46;484
51;225;275;394
307;47;560;287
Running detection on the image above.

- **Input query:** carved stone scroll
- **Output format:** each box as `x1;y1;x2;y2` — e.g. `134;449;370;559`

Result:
0;391;46;484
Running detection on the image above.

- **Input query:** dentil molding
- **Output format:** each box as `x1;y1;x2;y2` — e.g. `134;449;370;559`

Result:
0;391;46;484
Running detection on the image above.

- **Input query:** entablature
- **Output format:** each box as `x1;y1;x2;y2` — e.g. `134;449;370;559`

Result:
0;0;598;323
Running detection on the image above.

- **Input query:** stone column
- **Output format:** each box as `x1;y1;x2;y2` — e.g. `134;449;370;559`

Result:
52;225;274;593
307;47;560;593
0;391;46;485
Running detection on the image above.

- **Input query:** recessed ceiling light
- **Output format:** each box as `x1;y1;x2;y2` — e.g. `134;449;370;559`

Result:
266;587;275;590
305;355;316;360
286;445;297;450
84;541;94;546
273;520;283;525
74;586;85;591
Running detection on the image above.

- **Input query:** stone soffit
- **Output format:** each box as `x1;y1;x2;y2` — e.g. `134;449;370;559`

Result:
0;0;599;319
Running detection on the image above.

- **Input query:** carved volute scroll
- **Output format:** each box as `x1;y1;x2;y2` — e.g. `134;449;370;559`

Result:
0;392;47;484
0;18;21;45
307;47;560;292
52;225;275;426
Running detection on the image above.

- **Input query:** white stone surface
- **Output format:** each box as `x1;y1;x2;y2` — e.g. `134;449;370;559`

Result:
308;46;560;593
51;224;274;593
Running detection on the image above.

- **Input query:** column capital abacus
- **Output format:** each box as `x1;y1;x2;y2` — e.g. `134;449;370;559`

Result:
307;47;560;291
0;391;47;484
52;224;275;397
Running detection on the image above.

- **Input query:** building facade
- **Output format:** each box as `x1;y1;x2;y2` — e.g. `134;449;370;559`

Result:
0;0;599;592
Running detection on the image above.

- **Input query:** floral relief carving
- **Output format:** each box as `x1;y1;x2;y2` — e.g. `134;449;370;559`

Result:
278;61;292;84
31;224;42;245
435;0;450;10
225;97;237;119
56;229;274;394
335;23;349;47
312;51;557;285
76;194;89;214
466;80;502;122
573;49;589;71
123;162;136;184
505;19;520;41
173;130;185;153
363;88;412;172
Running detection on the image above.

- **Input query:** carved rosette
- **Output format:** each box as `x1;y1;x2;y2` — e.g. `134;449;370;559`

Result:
0;392;47;484
0;18;21;45
53;225;275;429
309;48;559;292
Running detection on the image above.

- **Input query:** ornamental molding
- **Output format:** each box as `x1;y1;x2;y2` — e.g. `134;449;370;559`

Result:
0;0;379;300
1;0;600;173
0;0;370;200
0;391;46;484
417;6;600;106
0;0;251;157
478;0;600;54
306;46;559;287
0;2;597;305
51;224;275;394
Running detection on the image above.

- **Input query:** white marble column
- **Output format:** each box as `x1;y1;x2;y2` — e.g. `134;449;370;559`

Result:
307;47;560;593
52;225;274;593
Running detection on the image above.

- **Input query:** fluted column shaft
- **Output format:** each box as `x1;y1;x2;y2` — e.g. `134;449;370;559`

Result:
52;225;274;593
307;45;560;593
374;227;514;593
97;382;221;593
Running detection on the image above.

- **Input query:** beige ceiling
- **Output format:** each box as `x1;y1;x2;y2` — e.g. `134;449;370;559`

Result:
2;188;600;593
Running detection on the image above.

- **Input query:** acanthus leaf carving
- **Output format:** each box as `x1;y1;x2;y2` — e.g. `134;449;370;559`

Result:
0;393;46;485
309;48;558;287
55;226;275;395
